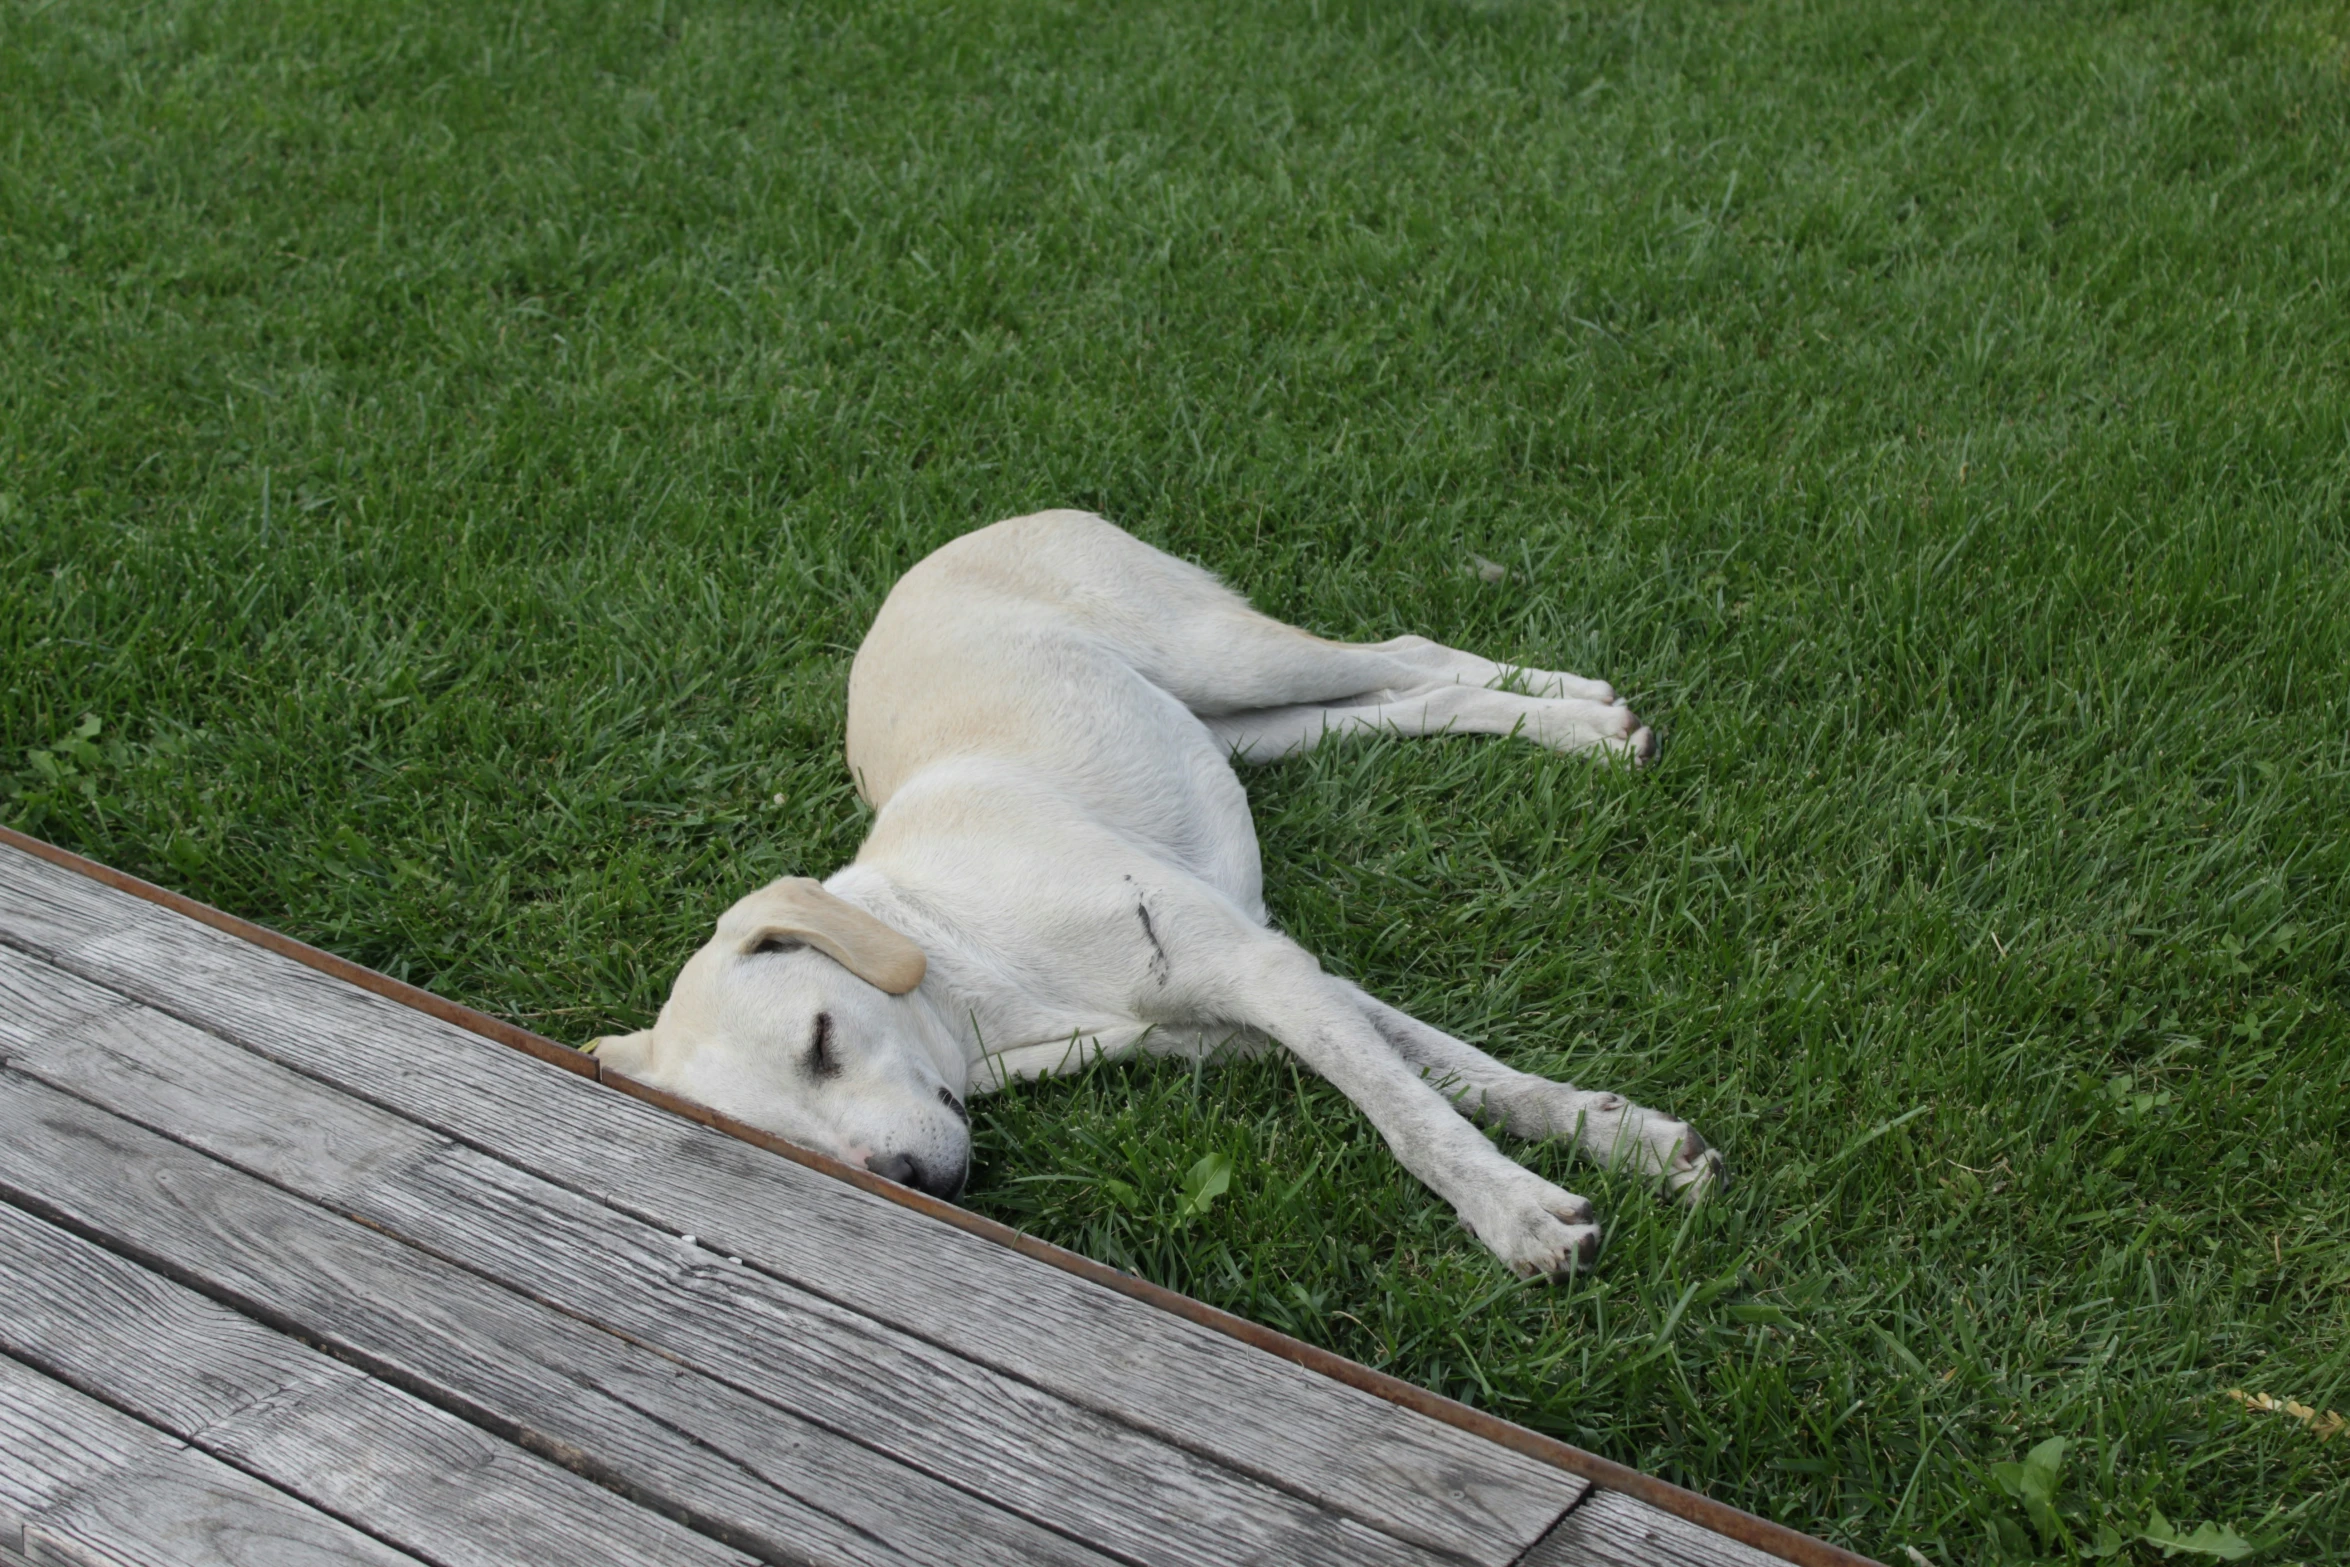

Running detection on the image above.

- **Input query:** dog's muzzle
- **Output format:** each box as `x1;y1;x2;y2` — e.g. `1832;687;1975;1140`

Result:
866;1150;968;1201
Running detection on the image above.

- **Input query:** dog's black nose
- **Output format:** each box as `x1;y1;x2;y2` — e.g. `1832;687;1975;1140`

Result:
865;1151;968;1201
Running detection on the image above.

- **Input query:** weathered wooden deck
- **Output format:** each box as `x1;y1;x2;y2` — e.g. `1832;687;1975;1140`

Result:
0;830;1871;1567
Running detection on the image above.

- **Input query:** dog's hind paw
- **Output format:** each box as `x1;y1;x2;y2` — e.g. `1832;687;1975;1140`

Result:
1522;697;1643;758
1510;665;1617;706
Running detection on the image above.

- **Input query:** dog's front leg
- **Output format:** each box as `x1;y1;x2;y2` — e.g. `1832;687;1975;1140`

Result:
1341;984;1725;1203
1201;938;1604;1277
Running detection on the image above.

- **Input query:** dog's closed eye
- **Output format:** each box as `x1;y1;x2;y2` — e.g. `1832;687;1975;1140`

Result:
806;1011;841;1080
753;937;806;955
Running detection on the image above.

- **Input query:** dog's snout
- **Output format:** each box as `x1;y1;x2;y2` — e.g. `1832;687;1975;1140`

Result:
865;1149;968;1201
937;1086;968;1123
928;1157;969;1200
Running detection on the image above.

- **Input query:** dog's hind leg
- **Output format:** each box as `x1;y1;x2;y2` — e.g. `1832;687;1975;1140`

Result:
946;511;1638;732
1340;983;1724;1204
1203;681;1654;763
1158;606;1652;763
1157;619;1635;728
1335;636;1625;707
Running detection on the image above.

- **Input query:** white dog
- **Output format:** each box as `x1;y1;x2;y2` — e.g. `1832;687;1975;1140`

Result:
593;512;1720;1277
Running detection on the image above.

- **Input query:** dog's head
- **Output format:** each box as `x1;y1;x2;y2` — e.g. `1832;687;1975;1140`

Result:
590;877;972;1198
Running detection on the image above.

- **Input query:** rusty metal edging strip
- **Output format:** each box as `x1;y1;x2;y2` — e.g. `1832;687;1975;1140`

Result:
0;825;1879;1567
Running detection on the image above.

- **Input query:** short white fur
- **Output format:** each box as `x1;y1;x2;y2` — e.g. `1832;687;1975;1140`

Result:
593;511;1721;1277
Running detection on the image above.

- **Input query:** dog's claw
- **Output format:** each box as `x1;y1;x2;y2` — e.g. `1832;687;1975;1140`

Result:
1664;1129;1727;1205
1509;1223;1602;1278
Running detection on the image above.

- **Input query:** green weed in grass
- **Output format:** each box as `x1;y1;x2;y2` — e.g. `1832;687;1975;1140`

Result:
4;0;2346;1558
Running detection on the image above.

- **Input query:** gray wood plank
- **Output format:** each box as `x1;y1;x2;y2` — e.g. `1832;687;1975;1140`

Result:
0;955;1449;1567
0;841;1586;1564
0;1072;1133;1567
0;949;1444;1567
1524;1491;1796;1567
0;1350;423;1567
0;1202;757;1567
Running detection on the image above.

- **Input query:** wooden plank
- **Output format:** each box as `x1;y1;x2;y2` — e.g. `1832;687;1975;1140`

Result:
0;1072;1134;1567
0;948;1445;1567
0;1349;423;1567
0;1201;758;1567
0;842;1587;1564
1526;1491;1798;1567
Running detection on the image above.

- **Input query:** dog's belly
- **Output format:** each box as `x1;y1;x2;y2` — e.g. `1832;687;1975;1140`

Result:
855;752;1267;1036
1059;677;1265;910
849;623;1267;918
868;686;1267;919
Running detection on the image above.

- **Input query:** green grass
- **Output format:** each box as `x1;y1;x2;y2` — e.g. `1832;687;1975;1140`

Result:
5;0;2348;1558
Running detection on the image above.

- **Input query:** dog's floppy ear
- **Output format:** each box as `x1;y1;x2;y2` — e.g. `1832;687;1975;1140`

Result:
718;876;927;994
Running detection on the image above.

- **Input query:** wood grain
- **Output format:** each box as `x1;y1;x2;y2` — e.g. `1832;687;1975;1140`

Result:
0;946;1449;1567
0;1201;757;1567
0;843;1585;1564
0;1349;423;1567
0;1071;1134;1567
1526;1491;1802;1567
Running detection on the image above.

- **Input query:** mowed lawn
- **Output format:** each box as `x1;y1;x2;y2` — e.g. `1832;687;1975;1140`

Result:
5;0;2347;1557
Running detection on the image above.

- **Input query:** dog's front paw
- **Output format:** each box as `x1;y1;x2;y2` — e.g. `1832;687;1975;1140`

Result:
1503;1083;1723;1203
1461;1177;1603;1279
